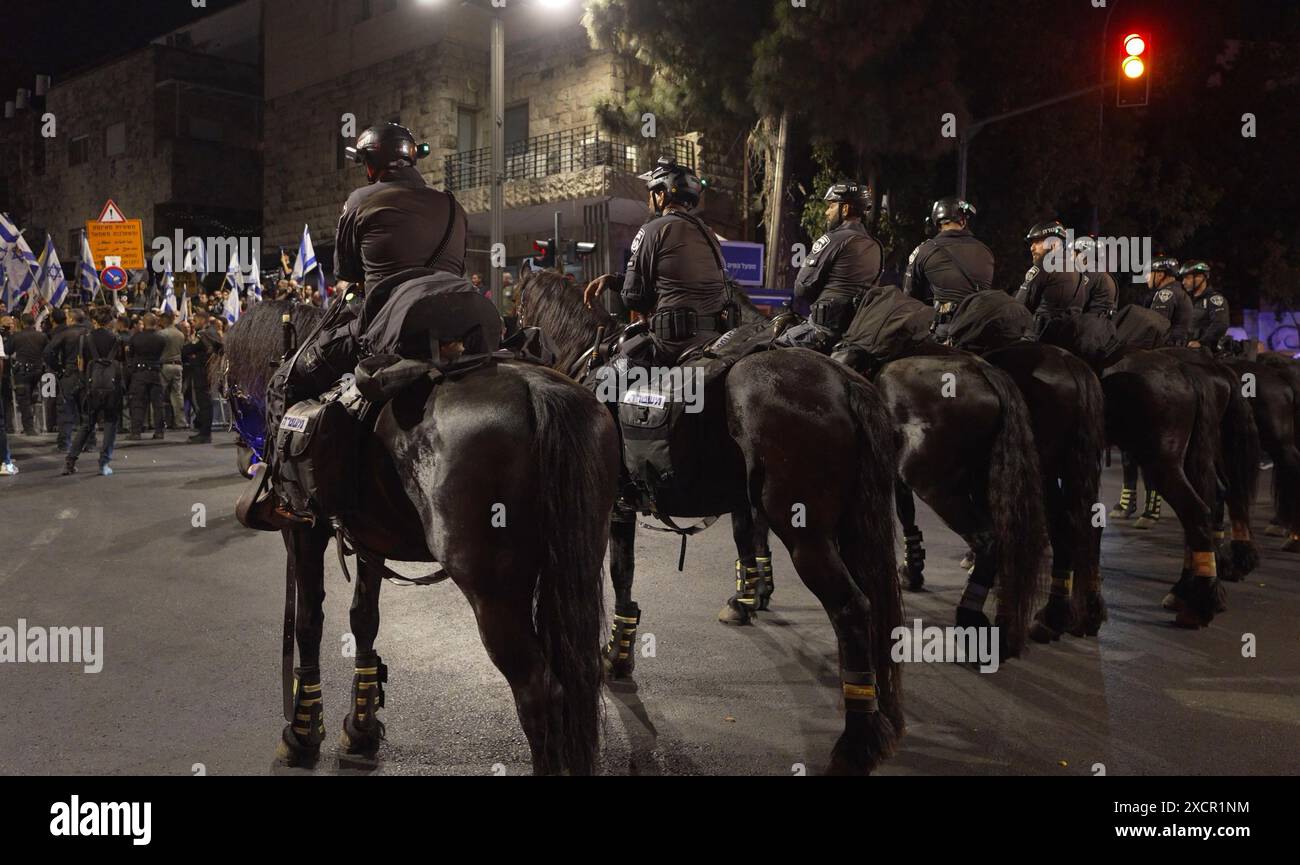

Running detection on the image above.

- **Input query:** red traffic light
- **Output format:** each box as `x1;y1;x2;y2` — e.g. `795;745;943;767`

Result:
1124;33;1147;57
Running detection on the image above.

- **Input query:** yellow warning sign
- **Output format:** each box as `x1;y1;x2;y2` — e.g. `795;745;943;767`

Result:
86;220;146;270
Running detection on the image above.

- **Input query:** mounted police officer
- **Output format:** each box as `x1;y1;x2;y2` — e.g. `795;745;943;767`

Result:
794;181;882;345
621;157;733;365
1073;236;1117;317
1179;260;1229;350
1143;255;1193;346
1015;220;1090;338
903;197;993;341
277;122;479;413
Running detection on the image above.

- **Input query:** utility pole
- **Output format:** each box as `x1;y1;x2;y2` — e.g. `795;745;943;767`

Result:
763;110;789;291
490;9;505;313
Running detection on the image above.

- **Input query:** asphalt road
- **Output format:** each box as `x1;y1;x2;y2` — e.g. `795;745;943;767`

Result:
1;430;1296;776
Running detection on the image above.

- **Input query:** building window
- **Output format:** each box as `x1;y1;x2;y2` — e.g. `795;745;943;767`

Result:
106;122;126;157
505;103;529;152
69;135;91;167
457;107;477;153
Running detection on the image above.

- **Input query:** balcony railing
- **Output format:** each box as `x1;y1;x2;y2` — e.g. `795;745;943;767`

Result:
444;124;696;193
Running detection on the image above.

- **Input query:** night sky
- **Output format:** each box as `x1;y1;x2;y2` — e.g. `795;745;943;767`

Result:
0;0;246;99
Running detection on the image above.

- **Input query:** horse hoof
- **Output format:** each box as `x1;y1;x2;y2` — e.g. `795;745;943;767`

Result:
276;727;321;769
1263;523;1286;538
718;598;754;627
1283;537;1300;554
757;588;775;613
1231;541;1260;577
602;651;635;681
340;714;385;757
959;551;976;571
955;607;991;630
1133;516;1158;531
1174;608;1208;630
1109;506;1135;521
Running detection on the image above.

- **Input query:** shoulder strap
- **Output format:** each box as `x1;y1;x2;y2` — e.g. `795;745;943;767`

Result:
671;211;729;281
937;238;981;293
424;191;461;270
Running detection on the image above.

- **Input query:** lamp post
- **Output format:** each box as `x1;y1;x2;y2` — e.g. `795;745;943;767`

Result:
490;7;505;312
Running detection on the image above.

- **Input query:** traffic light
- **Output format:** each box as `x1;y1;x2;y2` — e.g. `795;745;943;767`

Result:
1117;31;1150;108
569;240;597;259
534;239;556;270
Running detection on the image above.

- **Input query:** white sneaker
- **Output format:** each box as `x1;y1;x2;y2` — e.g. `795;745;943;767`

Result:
0;462;18;476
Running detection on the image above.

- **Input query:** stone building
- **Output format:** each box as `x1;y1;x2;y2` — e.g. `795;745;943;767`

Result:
263;0;737;282
0;0;262;275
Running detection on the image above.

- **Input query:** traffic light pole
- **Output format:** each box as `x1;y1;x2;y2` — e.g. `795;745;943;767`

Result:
957;80;1111;201
490;10;506;313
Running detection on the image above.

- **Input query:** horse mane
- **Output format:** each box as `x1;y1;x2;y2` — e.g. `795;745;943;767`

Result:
218;300;326;402
518;271;616;373
734;287;772;325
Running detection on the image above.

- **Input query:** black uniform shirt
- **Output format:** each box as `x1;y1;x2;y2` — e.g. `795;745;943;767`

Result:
794;221;882;305
80;328;123;365
335;165;468;286
44;324;89;375
1145;281;1194;344
1016;264;1089;318
1188;290;1230;345
1083;271;1118;316
904;228;995;306
11;328;47;367
621;210;728;316
127;330;166;365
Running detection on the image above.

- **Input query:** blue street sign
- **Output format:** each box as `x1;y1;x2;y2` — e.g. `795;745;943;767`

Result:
100;266;128;290
721;241;766;287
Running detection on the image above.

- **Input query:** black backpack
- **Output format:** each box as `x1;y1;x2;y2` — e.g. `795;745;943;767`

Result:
82;334;123;408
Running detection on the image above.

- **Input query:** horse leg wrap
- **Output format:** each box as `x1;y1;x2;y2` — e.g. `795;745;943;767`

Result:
1175;552;1226;628
841;670;879;715
604;603;641;678
754;556;775;611
959;581;989;614
278;667;324;766
342;654;387;753
1143;491;1162;519
1110;488;1136;519
731;560;764;611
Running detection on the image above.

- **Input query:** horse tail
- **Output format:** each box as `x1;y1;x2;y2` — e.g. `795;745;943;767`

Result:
1221;370;1261;573
977;362;1046;656
842;376;905;739
1183;368;1220;518
528;375;617;775
1062;356;1106;612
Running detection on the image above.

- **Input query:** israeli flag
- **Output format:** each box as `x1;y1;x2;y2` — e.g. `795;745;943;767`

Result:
77;230;98;303
246;264;262;303
224;281;241;325
0;212;20;258
184;237;208;276
38;234;68;309
112;289;127;317
4;231;41;313
291;224;317;281
161;265;178;315
224;248;242;294
179;289;191;323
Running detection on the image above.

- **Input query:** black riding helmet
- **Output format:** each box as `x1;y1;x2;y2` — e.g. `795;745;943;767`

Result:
1150;255;1181;277
345;123;431;174
822;181;874;230
1178;260;1211;279
1025;220;1068;243
639;157;704;210
927;197;976;234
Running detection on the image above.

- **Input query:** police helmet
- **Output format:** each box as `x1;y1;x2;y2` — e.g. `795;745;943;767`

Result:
1072;236;1097;255
824;181;874;215
639;157;703;208
1025;220;1068;243
345;123;431;172
928;197;976;233
1151;255;1180;277
1177;260;1211;279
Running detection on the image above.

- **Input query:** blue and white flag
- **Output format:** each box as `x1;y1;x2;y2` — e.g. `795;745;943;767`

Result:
224;281;241;325
77;230;98;304
291;224;317;281
3;230;40;313
38;234;69;309
224;248;242;294
246;264;262;303
179;288;191;323
184;237;208;276
160;264;178;315
0;212;21;259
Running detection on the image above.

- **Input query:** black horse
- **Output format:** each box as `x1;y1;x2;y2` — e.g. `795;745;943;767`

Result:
223;300;621;775
844;344;1048;656
519;272;906;775
1241;354;1300;551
